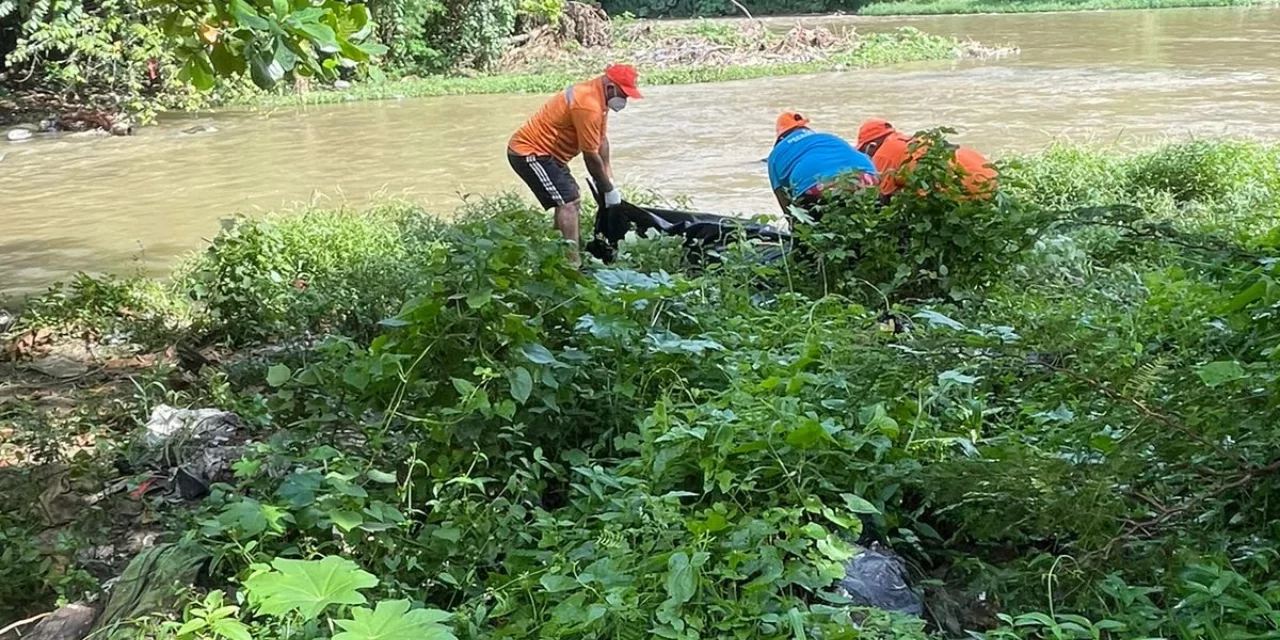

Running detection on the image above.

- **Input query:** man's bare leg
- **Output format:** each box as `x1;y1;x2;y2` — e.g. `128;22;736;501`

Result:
553;200;582;266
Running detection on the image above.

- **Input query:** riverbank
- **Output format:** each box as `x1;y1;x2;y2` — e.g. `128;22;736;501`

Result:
5;139;1280;638
247;22;1011;108
857;0;1273;15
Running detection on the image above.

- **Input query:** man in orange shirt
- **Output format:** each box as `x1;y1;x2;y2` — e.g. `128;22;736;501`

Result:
508;64;643;261
856;119;996;201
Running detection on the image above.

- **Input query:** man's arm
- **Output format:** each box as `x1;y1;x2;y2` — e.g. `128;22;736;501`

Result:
572;106;614;196
599;136;613;180
583;151;615;195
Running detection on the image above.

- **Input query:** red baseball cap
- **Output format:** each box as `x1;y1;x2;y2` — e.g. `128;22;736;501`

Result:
605;64;643;99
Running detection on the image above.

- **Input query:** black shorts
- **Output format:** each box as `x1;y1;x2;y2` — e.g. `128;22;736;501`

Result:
508;151;580;209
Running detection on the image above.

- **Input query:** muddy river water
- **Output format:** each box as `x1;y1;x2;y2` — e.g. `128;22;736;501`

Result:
3;6;1280;295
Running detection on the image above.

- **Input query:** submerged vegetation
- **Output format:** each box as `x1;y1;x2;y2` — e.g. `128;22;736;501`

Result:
5;137;1280;639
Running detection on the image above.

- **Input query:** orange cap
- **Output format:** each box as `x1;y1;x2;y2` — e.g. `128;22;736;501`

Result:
605;64;643;99
857;118;896;147
776;111;810;138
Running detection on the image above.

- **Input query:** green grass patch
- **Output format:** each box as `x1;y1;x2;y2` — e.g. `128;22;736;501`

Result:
243;27;964;108
858;0;1273;15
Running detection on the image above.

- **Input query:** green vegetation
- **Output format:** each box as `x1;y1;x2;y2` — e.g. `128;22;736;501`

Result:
6;137;1280;639
1;0;975;125
856;0;1270;16
599;0;1270;17
248;26;964;107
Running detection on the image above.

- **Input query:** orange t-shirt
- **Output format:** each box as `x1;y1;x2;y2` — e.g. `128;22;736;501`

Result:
509;79;608;164
871;133;996;198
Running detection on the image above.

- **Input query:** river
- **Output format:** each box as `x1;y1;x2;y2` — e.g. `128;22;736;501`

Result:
3;6;1279;296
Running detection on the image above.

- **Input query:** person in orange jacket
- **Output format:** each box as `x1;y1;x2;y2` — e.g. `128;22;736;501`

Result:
508;64;643;262
855;119;997;201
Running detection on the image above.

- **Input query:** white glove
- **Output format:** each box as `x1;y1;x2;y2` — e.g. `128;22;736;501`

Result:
604;188;622;207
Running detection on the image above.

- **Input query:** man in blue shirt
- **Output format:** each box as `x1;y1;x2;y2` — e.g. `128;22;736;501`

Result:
767;111;877;219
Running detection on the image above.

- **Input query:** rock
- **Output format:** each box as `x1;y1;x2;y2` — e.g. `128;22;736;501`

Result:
109;120;134;136
181;124;218;135
333;79;352;90
0;308;13;332
7;128;33;142
22;603;100;640
27;354;90;379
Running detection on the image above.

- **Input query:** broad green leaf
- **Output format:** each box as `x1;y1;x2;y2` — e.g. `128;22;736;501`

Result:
266;363;292;387
539;573;579;593
346;3;374;40
229;0;270;30
249;41;286;88
452;377;478;396
1197;360;1245;387
343;364;370;390
210;619;253;640
664;552;698;605
181;55;216;91
841;493;880;515
218;498;282;536
209;43;247;76
176;619;207;636
243;556;378;620
366;469;397;484
432;527;461;542
297;22;339;53
521;343;558;365
330;510;364;531
938;369;979;385
913;309;966;331
508;366;533;404
332;599;455;640
787;607;807;640
786;419;833;449
465;289;492;309
277;471;323;508
1223;278;1266;312
356;41;389;57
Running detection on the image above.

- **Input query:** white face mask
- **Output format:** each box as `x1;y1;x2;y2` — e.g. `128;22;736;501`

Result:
607;96;627;112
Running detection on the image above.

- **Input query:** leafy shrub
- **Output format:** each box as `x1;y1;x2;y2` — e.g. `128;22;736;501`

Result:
177;202;441;343
1124;139;1276;204
0;0;204;120
798;130;1039;300
17;139;1280;638
370;0;517;73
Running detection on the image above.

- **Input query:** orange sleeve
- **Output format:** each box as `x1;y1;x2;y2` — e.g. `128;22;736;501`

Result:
571;104;605;154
